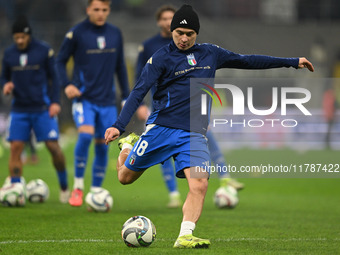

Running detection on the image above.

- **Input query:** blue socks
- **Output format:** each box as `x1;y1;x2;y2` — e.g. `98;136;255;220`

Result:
56;170;68;190
92;143;108;187
74;133;109;188
11;177;21;183
161;158;177;193
74;133;92;178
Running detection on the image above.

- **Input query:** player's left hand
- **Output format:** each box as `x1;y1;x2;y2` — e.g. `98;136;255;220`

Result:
49;103;61;117
298;57;314;72
105;127;120;145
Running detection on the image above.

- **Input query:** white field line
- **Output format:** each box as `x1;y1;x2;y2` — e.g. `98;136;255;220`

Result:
0;239;117;245
0;238;339;245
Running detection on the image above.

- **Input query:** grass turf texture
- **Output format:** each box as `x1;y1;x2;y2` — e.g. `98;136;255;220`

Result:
0;141;339;254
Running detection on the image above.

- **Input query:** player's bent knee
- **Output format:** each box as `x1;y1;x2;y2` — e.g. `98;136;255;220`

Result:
117;170;133;185
117;166;141;185
117;173;135;185
190;178;209;194
118;177;133;185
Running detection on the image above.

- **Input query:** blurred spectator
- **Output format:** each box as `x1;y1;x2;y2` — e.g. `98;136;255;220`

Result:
322;87;337;149
310;37;328;76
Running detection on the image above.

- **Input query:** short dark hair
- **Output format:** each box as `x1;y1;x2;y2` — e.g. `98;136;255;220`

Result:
88;0;111;6
155;5;176;21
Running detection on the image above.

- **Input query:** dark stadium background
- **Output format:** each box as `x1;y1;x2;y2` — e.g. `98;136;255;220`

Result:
0;0;339;144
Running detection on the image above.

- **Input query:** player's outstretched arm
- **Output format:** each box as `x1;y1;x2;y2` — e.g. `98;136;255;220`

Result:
298;57;314;72
105;127;120;145
3;81;14;95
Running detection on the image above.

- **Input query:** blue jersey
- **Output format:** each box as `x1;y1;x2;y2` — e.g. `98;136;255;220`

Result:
1;38;59;112
113;41;299;135
136;33;172;81
56;18;129;106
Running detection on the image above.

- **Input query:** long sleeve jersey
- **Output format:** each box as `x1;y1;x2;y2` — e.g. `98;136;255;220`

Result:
0;38;59;112
113;41;299;135
55;18;129;106
136;33;172;81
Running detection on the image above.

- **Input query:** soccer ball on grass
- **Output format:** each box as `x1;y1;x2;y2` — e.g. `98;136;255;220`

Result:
0;182;26;207
214;185;239;209
26;179;49;203
85;187;113;212
122;215;156;247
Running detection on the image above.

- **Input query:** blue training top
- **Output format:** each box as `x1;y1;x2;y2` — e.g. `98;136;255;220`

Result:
136;33;172;81
113;41;299;135
56;18;130;106
1;38;59;112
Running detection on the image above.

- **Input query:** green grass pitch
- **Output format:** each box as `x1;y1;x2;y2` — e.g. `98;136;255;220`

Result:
0;140;339;254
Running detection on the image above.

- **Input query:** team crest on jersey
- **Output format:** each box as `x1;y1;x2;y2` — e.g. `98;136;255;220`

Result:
129;154;136;165
97;36;106;49
19;54;28;67
187;53;197;66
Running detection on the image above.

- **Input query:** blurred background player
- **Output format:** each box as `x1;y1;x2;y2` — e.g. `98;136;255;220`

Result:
135;6;244;205
206;131;244;189
135;5;181;208
0;16;69;203
56;0;130;207
21;132;39;165
322;85;337;149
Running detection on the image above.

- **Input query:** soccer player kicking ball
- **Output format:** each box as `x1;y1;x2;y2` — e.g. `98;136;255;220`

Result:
105;5;314;248
136;5;243;209
1;16;69;203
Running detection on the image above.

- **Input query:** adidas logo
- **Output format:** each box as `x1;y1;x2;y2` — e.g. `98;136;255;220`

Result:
180;19;187;24
48;129;58;138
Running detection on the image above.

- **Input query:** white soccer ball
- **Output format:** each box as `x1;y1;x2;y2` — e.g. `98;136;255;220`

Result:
122;215;156;247
214;185;239;209
0;182;26;207
26;179;49;203
85;188;113;212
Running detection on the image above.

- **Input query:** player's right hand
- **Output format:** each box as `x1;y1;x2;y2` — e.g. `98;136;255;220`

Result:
3;81;14;95
64;84;82;99
298;57;314;72
105;127;120;145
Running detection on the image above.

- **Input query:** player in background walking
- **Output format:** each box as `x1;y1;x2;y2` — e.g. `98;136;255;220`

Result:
135;5;181;208
56;0;130;207
105;5;314;248
1;16;69;203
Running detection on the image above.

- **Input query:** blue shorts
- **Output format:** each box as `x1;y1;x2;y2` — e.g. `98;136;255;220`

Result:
7;111;59;142
72;100;117;139
125;125;211;178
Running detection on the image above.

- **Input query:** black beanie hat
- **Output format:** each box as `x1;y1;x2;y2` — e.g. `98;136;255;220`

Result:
171;4;200;34
12;16;32;35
